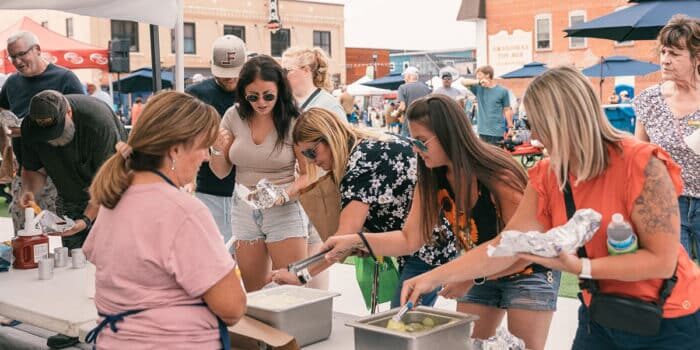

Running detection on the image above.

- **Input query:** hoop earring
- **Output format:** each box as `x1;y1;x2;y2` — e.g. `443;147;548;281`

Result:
171;158;176;171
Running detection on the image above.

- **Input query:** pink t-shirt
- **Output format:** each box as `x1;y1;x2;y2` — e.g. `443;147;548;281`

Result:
83;183;235;349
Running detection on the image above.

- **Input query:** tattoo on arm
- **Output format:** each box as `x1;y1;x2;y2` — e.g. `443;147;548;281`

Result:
632;157;680;235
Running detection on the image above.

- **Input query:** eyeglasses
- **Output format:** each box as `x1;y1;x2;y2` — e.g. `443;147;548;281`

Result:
405;135;436;152
245;93;276;103
9;45;36;61
300;140;323;160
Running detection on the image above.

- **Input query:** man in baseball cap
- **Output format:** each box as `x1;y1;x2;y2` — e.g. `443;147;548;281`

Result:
20;90;125;249
186;35;247;255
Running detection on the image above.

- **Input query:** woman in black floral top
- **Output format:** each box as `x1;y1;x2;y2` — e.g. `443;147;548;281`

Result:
322;95;560;350
270;107;420;298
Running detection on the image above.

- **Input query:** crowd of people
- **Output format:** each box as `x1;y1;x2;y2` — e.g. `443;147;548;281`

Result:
1;14;699;350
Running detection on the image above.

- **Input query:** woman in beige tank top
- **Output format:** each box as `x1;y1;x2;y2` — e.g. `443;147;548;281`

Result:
210;56;313;292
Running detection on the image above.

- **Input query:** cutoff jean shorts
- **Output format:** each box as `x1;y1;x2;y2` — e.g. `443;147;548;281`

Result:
458;269;561;311
231;190;309;243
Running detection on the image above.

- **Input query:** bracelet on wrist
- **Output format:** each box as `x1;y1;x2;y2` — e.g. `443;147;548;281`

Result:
80;214;93;231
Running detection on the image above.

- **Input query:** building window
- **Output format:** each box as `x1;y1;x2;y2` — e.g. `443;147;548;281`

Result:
535;14;552;50
313;31;331;57
271;29;290;57
569;11;586;49
65;18;74;38
111;20;139;52
41;21;48;28
172;22;196;54
403;61;409;70
224;25;246;42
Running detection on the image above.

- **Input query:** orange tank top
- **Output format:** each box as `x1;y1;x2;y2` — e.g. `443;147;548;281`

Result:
528;138;699;318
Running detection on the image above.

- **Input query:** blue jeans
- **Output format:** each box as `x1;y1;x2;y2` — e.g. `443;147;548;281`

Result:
195;192;234;254
391;256;440;308
572;304;700;350
679;196;699;262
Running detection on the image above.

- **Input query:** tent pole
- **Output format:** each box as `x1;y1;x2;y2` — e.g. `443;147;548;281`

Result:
150;25;162;92
175;0;184;92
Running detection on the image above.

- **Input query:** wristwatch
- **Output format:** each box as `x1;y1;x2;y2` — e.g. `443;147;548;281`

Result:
296;268;312;285
579;258;592;279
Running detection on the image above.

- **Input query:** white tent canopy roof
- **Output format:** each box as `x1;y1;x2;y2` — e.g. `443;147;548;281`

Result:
347;76;392;96
0;0;178;28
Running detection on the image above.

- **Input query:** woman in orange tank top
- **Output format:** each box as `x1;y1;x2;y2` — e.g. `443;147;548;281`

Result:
401;66;700;349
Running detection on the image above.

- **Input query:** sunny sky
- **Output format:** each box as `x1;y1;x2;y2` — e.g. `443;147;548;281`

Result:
316;0;476;51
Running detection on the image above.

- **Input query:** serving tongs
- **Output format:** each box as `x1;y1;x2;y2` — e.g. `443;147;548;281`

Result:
287;248;332;274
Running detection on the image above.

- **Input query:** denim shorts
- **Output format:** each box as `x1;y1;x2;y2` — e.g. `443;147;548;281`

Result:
679;196;699;262
573;304;700;350
458;269;561;311
195;192;233;253
391;255;440;308
231;191;308;243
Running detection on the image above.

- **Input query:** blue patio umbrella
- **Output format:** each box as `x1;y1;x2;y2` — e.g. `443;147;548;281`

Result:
565;0;700;42
362;73;405;91
582;56;660;100
112;67;174;93
501;62;548;79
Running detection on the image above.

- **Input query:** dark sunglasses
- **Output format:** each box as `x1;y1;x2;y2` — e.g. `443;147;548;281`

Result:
245;93;276;103
301;140;323;160
9;45;36;61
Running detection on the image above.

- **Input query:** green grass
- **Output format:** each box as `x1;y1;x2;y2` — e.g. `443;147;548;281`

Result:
344;257;580;299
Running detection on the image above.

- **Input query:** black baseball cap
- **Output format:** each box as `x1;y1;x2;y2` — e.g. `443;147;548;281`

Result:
22;90;67;143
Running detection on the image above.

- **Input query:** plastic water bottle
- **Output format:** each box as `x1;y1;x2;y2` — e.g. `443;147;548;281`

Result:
607;213;638;255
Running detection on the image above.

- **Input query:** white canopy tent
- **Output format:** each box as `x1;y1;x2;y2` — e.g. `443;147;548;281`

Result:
346;76;392;96
0;0;186;92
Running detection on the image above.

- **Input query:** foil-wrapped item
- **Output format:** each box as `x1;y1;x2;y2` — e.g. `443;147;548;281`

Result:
0;109;20;129
487;208;602;258
36;210;76;233
470;327;526;350
235;179;287;209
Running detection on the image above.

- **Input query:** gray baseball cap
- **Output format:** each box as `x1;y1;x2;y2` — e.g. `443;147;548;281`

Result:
210;35;246;78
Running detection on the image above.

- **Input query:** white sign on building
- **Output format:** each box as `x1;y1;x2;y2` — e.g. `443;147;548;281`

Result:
488;30;533;77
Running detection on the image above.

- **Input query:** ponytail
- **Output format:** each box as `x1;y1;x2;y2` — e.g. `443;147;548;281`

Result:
89;153;132;209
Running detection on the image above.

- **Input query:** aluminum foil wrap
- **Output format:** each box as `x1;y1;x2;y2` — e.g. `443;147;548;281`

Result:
235;179;285;210
0;109;20;128
487;208;602;257
36;210;76;234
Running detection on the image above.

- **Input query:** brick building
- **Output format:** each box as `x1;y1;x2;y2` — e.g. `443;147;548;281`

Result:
345;48;390;84
458;0;661;99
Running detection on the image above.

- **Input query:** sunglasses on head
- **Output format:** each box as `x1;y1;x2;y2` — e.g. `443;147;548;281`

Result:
245;93;276;103
301;140;323;160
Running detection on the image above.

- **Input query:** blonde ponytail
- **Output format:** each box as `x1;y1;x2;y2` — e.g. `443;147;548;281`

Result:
89;153;132;209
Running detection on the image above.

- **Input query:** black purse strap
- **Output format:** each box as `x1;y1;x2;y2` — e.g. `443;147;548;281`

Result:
300;88;322;111
357;231;378;262
564;182;678;306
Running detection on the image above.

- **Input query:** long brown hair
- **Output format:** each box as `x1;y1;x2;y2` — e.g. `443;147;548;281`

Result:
90;91;219;209
406;94;527;243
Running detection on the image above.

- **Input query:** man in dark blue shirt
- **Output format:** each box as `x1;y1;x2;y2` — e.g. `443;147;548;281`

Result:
186;35;246;253
0;31;84;234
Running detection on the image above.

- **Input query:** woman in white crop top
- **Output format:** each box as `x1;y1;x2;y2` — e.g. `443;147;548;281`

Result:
210;55;312;292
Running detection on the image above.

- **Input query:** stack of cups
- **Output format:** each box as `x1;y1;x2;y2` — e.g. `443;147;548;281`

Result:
71;248;86;269
54;247;69;268
38;257;53;280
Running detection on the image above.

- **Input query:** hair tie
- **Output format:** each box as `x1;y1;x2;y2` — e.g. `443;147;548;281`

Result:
115;141;133;160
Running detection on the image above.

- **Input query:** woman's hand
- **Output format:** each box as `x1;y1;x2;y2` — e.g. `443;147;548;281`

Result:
401;272;442;306
212;129;233;155
438;280;474;299
322;234;366;263
271;269;303;286
517;252;582;275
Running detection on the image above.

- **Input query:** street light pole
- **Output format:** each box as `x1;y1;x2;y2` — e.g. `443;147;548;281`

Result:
372;52;378;79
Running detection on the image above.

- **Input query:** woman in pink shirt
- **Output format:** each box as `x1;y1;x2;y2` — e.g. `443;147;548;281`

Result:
83;91;246;349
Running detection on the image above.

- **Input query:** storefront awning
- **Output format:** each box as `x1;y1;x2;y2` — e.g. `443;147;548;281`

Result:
457;0;486;21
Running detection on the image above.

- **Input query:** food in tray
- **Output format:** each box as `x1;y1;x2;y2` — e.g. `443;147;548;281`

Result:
248;292;306;309
385;317;437;333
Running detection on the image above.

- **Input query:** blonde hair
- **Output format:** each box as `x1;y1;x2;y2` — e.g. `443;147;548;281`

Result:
90;91;220;209
292;107;385;184
282;47;332;90
523;66;626;188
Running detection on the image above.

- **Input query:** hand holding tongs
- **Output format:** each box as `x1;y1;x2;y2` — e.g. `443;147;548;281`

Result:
287;248;332;274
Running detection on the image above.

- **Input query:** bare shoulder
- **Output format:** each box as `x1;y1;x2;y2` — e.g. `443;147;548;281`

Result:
631;156;679;235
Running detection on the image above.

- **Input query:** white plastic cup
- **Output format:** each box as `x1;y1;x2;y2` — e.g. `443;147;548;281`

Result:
38;257;54;280
71;248;86;269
